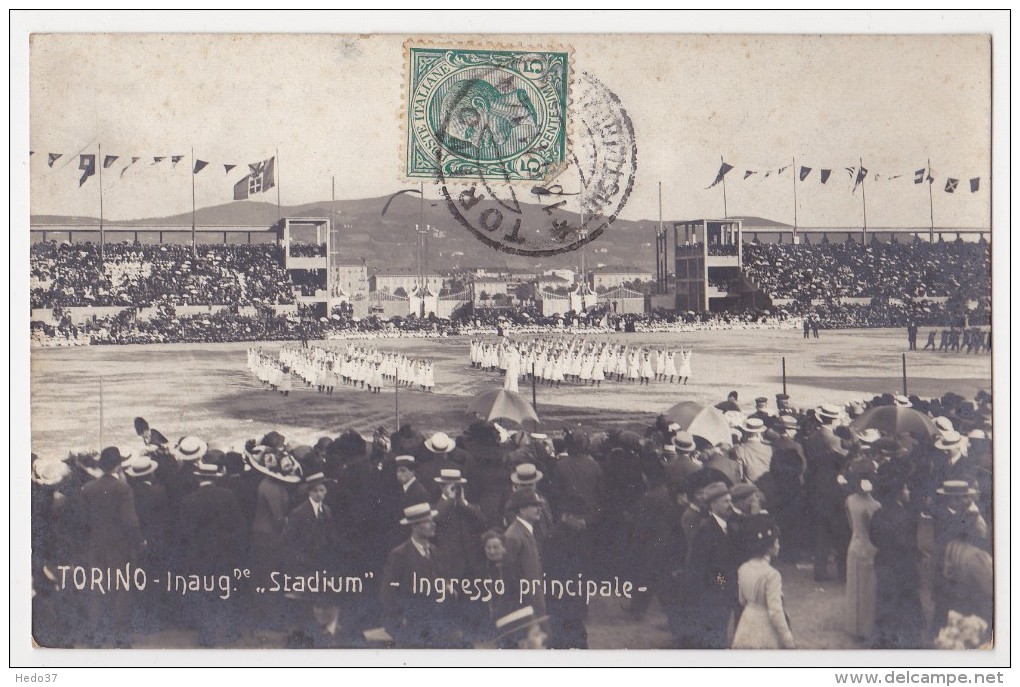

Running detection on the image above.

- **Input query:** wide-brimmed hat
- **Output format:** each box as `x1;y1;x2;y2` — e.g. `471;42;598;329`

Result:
424;432;456;454
246;446;302;483
702;481;730;505
98;446;129;472
816;404;842;421
399;502;438;525
510;463;543;485
32;457;70;486
742;418;767;434
673;431;697;453
894;394;911;407
174;436;208;462
434;468;467;484
507;489;542;512
935;430;965;451
192;456;228;479
855;428;882;445
122;454;159;479
934;416;955;433
494;605;548;642
936;480;977;497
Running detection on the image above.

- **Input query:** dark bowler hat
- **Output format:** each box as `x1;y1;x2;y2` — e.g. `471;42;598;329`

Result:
701;481;730;505
98;446;129;473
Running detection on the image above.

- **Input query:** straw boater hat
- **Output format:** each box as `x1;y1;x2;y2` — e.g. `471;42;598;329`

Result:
934;430;965;451
936;480;977;497
303;471;334;487
122;454;159;479
510;463;543;485
855;428;883;445
434;468;468;484
894;394;912;407
934;416;956;433
399;502;438;525
816;403;842;421
174;436;208;463
424;432;457;454
673;431;697;453
394;455;416;468
32;457;70;486
494;605;548;642
742;418;767;435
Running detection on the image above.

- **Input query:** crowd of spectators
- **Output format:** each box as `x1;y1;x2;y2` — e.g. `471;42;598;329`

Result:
31;242;295;309
742;237;990;302
289;242;327;258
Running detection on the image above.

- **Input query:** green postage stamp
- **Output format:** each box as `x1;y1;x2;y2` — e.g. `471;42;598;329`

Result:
405;46;569;181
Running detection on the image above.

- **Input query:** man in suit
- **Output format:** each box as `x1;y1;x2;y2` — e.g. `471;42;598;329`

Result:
395;454;431;509
381;502;454;648
766;415;809;562
803;404;851;581
178;459;247;646
81;446;144;648
503;489;548;628
682;481;738;649
552;431;607;525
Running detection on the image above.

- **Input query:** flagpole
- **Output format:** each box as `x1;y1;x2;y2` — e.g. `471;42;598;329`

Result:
720;154;729;218
657;181;664;293
792;156;798;243
860;157;867;243
191;146;197;258
98;143;105;261
927;158;935;243
275;147;282;228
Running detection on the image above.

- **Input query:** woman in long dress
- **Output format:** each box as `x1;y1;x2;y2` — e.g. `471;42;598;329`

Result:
677;348;693;385
844;456;881;640
664;350;679;384
639;349;654;386
731;515;797;649
626;348;640;383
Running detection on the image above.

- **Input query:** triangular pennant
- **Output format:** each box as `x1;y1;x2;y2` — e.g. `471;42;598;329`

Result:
171;155;184;168
29;150;34;156
799;166;812;181
820;169;831;184
743;170;756;179
970;178;980;193
120;157;141;178
103;155;119;169
193;159;209;174
224;164;237;174
152;157;165;165
706;161;734;189
47;153;62;168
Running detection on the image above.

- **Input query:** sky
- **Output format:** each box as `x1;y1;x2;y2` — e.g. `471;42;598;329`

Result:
28;30;991;228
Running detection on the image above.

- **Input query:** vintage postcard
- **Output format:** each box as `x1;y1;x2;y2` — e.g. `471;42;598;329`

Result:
13;14;1007;673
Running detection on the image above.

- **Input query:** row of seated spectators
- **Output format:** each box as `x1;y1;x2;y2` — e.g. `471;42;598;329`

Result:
30;242;295;309
742;236;990;301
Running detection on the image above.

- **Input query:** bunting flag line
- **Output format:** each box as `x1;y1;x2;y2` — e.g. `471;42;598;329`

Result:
945;178;958;193
799;166;812;181
706;161;734;189
970;178;980;193
820;169;831;184
78;154;96;186
224;164;237;174
47;153;62;168
233;157;276;200
120;157;141;178
193;160;209;174
103;155;118;169
853;166;868;194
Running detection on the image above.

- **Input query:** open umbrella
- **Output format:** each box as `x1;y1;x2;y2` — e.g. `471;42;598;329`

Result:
849;405;937;441
468;389;539;426
662;401;732;448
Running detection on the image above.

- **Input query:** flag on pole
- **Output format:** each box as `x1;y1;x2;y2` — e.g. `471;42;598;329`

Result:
914;168;926;184
706;161;734;189
47;153;62;167
121;157;140;177
233;157;276;200
193;160;209;174
970;178;980;192
224;164;237;174
79;154;96;186
799;166;812;181
944;178;958;193
103;155;118;169
820;169;831;184
853;166;868;194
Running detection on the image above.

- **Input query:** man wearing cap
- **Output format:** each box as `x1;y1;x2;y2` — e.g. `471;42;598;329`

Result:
775;393;797;420
931;431;978;495
663;430;702;493
177;456;247;646
81;446;144;647
504;489;548;629
380;503;452;648
748;397;773;425
804;404;851;582
682;481;738;649
733;417;772;484
394;454;431;510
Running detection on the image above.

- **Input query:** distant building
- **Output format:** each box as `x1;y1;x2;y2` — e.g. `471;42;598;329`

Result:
589;267;654;291
544;268;576;283
471;276;509;303
535;273;572;291
332;262;368;299
370;272;446;294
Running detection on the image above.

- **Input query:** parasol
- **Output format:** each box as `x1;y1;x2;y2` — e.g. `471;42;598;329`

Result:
468;389;540;426
662;401;733;448
849;405;937;441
